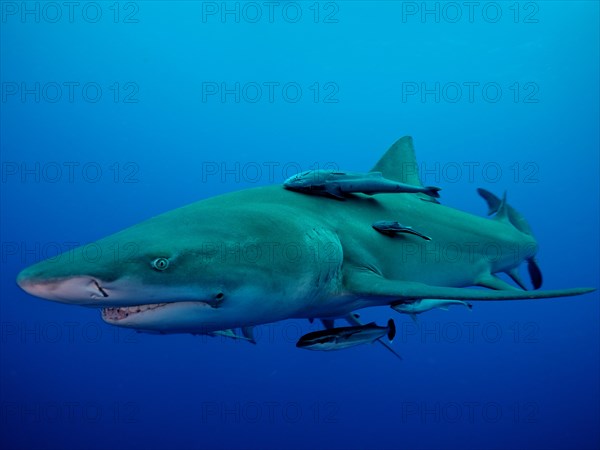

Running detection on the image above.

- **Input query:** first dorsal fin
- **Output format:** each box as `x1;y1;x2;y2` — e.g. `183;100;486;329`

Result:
371;136;423;186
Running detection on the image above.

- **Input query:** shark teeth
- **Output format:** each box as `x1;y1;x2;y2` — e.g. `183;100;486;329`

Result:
102;303;168;320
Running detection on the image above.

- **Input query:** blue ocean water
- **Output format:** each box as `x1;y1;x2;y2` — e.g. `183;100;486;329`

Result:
1;2;598;449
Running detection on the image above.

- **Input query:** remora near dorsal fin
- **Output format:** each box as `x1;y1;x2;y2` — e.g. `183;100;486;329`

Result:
371;136;423;186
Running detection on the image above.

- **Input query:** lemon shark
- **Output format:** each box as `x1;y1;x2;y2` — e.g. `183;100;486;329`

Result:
16;137;595;337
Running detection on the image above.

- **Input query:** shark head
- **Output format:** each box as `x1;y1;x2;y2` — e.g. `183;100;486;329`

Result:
17;197;342;333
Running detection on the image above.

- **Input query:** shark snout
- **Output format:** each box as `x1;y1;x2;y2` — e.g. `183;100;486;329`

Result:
16;269;112;305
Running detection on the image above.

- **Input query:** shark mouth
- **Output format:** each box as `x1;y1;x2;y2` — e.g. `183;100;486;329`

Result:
101;301;215;322
102;303;169;320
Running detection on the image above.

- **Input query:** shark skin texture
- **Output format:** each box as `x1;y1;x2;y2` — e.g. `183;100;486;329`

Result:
15;136;595;341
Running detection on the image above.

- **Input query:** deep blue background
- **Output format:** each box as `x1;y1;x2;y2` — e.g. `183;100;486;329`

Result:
1;2;598;449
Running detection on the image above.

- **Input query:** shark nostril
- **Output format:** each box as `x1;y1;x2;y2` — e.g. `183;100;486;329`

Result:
93;280;109;298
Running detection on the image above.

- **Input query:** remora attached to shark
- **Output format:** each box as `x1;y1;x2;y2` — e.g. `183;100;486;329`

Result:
283;169;441;199
16;136;595;346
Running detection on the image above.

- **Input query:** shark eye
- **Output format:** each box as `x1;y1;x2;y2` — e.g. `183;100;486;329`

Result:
151;257;170;271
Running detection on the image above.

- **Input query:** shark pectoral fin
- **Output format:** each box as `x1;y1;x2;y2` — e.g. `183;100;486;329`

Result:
241;327;256;344
476;274;521;291
345;270;595;301
527;258;543;290
466;302;473;310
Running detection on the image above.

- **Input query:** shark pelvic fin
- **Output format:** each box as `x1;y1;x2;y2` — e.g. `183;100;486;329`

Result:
506;267;528;290
477;274;521;291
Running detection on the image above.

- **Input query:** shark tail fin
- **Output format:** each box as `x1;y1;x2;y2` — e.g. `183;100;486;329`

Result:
387;319;396;342
477;188;543;289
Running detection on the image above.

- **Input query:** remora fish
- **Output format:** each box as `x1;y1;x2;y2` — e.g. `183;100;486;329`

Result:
392;299;472;322
283;169;441;199
296;319;396;352
372;221;432;241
